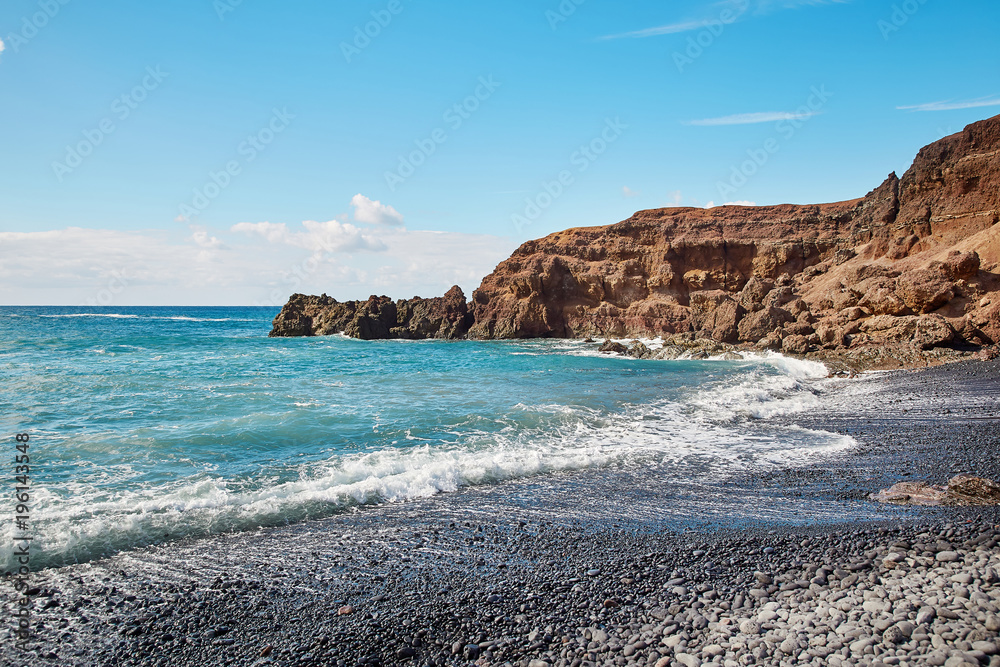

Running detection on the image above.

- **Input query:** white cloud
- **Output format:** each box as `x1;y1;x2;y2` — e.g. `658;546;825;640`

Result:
705;200;757;208
0;38;5;54
191;229;224;249
756;0;849;9
598;0;846;40
231;221;290;244
366;229;517;297
231;219;387;254
350;193;404;226
0;224;517;306
659;190;685;207
685;111;821;126
600;20;705;40
897;96;1000;112
299;219;387;253
622;186;640;198
0;227;242;305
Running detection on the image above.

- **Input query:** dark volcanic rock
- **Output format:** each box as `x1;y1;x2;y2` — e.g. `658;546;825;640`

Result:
269;286;473;339
267;292;345;337
597;340;628;355
393;285;474;340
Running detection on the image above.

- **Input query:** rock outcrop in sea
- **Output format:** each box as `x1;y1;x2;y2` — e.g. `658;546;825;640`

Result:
270;285;472;340
271;115;1000;362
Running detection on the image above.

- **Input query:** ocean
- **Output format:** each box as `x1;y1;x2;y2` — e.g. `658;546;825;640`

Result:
0;306;855;571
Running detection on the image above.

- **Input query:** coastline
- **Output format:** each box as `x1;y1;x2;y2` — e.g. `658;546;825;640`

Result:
590;334;999;375
3;359;1000;667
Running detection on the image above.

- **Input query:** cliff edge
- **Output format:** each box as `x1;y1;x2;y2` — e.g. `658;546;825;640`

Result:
272;115;1000;362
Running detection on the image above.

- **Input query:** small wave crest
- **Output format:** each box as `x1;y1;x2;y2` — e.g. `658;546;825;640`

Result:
2;346;852;571
37;313;251;322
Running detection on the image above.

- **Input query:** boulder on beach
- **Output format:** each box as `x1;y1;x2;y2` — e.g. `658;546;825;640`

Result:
870;474;1000;506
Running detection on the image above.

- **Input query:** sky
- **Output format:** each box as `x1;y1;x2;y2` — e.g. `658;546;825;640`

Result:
1;0;999;306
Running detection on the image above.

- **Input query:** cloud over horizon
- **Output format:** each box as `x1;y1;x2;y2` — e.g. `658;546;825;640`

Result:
0;223;516;306
0;193;507;305
231;219;388;254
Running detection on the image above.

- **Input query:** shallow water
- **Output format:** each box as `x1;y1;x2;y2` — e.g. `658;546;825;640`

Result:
0;306;855;569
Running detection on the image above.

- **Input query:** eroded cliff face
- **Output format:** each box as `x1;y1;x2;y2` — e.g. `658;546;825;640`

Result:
466;115;1000;353
271;115;1000;358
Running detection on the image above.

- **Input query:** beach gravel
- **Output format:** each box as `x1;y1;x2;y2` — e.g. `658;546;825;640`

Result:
2;360;1000;666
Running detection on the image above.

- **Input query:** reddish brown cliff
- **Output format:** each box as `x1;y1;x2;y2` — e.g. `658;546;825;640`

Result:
272;115;1000;361
466;115;1000;355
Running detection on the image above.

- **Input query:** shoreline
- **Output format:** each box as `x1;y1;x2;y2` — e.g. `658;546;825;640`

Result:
590;334;999;375
3;360;1000;666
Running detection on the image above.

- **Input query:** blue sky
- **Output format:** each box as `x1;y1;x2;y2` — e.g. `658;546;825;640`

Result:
1;0;998;305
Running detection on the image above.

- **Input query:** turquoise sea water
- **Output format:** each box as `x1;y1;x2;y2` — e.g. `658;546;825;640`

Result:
0;306;853;570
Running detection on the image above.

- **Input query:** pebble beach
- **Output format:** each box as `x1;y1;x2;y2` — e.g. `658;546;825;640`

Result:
3;359;999;667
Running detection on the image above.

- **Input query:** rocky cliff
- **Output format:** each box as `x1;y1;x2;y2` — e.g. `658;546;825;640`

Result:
272;115;1000;360
466;115;1000;354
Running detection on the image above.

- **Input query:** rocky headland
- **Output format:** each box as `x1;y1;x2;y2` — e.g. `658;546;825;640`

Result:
271;115;1000;369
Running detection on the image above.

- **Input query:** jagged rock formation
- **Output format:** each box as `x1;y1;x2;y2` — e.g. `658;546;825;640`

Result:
272;115;1000;359
269;286;472;339
466;115;1000;353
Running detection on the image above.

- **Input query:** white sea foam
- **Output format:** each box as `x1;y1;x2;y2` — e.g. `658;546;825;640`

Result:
2;347;853;571
40;313;140;319
152;316;250;322
595;336;666;350
688;356;831;421
737;350;829;379
36;313;253;322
